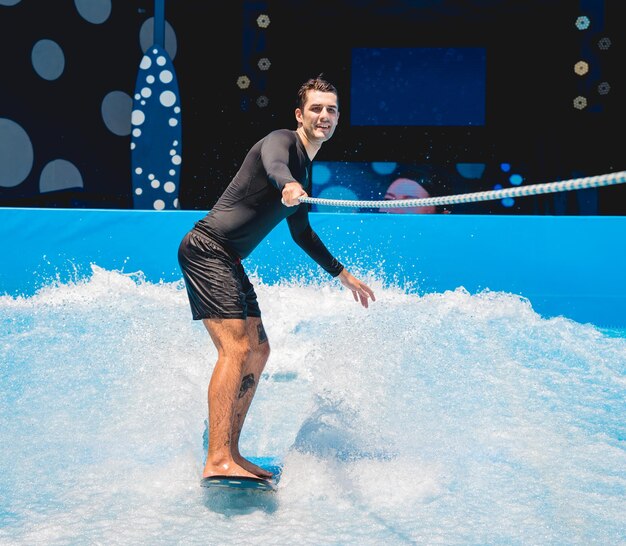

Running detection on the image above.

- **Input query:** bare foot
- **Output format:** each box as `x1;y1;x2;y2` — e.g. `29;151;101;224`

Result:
202;459;258;479
235;456;273;479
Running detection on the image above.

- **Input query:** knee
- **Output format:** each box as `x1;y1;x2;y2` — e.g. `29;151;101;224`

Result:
237;336;270;364
225;337;253;365
253;339;271;363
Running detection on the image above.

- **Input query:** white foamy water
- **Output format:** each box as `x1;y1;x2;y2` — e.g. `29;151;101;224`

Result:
1;266;625;545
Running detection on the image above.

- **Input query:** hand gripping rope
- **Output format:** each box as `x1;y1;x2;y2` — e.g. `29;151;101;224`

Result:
298;170;626;209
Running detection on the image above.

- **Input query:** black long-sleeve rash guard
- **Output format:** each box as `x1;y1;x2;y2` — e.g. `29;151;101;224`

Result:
194;129;344;277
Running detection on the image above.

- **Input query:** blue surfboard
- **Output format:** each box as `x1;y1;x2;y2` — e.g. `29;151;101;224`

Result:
201;421;282;491
200;457;282;492
200;475;276;492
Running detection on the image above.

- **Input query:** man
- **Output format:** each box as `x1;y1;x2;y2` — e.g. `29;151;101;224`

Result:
178;76;375;480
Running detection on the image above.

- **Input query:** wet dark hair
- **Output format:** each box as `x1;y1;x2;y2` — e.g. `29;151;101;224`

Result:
296;74;338;111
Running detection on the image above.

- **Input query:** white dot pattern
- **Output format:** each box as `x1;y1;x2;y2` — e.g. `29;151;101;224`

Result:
131;43;182;211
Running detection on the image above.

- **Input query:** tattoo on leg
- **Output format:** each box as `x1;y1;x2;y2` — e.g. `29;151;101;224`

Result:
257;323;268;344
238;373;255;399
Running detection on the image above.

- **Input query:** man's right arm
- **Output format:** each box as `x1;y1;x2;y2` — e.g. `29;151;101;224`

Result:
262;130;299;192
281;181;306;207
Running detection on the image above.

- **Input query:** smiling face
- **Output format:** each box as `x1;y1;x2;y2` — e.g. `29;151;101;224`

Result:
295;89;340;147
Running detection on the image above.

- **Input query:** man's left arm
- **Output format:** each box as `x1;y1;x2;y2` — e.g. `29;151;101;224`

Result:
287;209;376;308
287;209;344;277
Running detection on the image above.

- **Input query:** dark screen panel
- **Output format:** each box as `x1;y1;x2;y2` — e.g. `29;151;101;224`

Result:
350;47;486;126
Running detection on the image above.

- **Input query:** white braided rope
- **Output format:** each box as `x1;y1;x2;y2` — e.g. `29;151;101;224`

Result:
299;170;626;208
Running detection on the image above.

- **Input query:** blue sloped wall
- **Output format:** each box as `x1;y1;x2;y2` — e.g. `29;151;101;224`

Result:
1;208;624;328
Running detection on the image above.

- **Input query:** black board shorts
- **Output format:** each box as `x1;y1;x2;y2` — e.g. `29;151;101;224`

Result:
177;229;261;320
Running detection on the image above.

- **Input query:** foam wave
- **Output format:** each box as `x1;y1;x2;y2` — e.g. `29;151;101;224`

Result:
1;268;625;545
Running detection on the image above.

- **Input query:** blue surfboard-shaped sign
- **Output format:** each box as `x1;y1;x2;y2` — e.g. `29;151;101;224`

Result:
131;3;181;210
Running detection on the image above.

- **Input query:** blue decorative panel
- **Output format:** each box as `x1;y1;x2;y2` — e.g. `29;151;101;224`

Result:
131;44;182;210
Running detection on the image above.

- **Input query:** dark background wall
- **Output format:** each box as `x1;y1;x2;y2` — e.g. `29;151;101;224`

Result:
0;0;623;213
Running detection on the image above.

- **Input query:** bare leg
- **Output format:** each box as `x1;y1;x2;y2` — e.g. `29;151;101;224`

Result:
231;318;272;477
201;318;258;479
